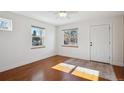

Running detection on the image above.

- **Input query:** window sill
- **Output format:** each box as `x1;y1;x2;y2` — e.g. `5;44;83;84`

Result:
31;46;46;49
62;45;79;48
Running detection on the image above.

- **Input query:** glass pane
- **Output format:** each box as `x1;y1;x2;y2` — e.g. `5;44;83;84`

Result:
32;27;42;37
64;31;70;45
0;20;9;29
32;37;42;46
70;31;78;45
32;26;44;46
64;29;78;46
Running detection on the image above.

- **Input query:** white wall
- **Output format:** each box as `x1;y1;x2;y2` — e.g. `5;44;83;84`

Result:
0;12;123;72
0;12;56;72
57;15;124;66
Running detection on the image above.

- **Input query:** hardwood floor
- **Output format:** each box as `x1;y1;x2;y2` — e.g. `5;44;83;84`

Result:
0;55;123;81
113;65;124;81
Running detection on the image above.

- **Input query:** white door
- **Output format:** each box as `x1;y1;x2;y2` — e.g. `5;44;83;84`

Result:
90;24;110;63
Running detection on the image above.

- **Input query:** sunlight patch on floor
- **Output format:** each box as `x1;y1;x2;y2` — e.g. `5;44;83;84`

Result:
52;63;75;73
71;66;99;81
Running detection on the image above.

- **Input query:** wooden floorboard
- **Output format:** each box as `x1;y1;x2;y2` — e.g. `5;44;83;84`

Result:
113;65;124;81
0;55;123;81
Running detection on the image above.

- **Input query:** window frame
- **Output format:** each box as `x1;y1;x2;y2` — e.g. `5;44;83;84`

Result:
62;28;78;48
0;18;12;31
31;25;45;49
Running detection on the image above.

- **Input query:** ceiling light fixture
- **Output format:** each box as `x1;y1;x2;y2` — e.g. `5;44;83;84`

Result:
58;11;68;18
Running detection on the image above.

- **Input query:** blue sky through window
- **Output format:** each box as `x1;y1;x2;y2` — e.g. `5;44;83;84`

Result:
0;20;8;28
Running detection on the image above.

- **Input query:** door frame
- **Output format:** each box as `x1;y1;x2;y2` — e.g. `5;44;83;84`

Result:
89;24;113;64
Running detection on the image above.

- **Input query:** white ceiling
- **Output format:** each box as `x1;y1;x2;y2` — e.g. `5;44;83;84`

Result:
11;11;124;26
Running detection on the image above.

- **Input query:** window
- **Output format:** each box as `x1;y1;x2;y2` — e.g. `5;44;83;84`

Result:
63;28;78;47
31;26;45;49
0;18;12;31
